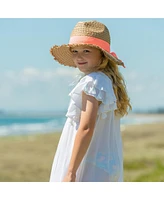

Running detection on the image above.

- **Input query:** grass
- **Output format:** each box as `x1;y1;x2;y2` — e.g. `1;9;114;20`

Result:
122;123;164;181
0;123;164;182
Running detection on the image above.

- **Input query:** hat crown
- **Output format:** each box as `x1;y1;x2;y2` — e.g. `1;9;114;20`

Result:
71;21;111;44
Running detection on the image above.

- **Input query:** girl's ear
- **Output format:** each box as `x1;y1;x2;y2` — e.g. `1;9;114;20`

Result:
97;51;105;66
99;58;103;66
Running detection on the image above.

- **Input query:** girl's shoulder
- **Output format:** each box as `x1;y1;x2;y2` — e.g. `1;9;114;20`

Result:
81;71;112;85
68;71;117;119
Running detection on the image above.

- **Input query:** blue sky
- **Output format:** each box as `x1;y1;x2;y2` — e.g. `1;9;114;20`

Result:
0;18;164;112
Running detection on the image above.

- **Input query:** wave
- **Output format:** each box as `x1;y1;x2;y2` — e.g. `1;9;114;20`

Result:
1;114;164;137
0;119;65;137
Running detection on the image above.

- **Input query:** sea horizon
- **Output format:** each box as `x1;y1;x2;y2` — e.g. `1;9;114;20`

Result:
0;111;164;137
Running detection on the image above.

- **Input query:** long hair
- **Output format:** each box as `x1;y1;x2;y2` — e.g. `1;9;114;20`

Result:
97;55;132;117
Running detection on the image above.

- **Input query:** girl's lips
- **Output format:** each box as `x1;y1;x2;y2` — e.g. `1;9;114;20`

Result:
78;62;87;65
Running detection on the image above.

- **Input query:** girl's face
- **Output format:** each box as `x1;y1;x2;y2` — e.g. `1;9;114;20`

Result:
71;46;102;74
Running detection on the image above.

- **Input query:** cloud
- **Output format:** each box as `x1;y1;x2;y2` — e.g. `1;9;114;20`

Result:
0;66;80;111
3;67;79;84
0;67;163;111
121;69;164;110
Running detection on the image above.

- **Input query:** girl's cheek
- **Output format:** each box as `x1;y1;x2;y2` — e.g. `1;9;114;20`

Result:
72;55;77;59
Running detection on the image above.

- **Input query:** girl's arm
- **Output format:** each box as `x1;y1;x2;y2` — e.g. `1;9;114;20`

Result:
62;91;100;182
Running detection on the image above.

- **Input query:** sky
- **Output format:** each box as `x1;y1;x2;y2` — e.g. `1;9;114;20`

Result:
0;17;164;113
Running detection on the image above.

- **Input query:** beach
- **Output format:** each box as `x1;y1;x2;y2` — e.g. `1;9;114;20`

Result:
122;122;164;181
0;120;164;182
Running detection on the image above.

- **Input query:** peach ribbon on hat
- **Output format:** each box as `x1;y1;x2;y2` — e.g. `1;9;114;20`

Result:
69;36;125;68
110;52;126;68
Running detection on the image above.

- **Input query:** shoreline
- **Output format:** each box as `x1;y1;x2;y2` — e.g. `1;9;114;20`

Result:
121;121;164;131
0;113;164;138
0;121;164;139
126;113;164;117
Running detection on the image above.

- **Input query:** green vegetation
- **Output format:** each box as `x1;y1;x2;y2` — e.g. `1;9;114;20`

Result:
123;123;164;181
0;123;164;182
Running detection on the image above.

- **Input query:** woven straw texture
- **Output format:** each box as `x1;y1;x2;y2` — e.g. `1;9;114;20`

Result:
71;21;111;44
50;21;124;67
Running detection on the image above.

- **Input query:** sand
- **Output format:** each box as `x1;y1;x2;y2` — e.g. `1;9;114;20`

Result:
0;122;164;181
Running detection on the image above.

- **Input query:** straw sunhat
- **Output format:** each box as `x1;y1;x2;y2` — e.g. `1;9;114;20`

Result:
50;20;125;68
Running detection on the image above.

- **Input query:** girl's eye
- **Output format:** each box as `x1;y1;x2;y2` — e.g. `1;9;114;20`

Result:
83;50;90;53
71;49;90;54
71;50;78;54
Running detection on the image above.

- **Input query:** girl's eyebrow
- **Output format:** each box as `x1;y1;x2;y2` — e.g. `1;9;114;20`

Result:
71;47;92;51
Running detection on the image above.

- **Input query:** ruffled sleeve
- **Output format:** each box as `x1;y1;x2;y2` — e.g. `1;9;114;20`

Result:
66;72;117;122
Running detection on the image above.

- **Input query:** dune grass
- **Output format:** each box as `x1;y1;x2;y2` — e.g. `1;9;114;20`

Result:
0;123;164;182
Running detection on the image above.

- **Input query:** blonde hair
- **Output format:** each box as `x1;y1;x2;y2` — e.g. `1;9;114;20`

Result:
97;54;132;116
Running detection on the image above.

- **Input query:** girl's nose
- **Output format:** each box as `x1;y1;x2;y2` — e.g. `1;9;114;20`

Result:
76;53;84;60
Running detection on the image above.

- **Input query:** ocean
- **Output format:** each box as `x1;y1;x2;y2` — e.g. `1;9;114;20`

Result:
0;113;66;137
0;112;164;137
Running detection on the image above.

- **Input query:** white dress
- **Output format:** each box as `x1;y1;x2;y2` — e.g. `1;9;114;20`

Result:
49;71;123;182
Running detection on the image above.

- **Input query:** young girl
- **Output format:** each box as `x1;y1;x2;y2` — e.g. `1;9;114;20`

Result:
49;20;132;182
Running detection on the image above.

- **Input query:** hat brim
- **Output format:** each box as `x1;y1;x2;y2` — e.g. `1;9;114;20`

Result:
50;44;124;68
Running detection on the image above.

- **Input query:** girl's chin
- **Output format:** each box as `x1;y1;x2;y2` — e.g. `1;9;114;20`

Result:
77;68;92;74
